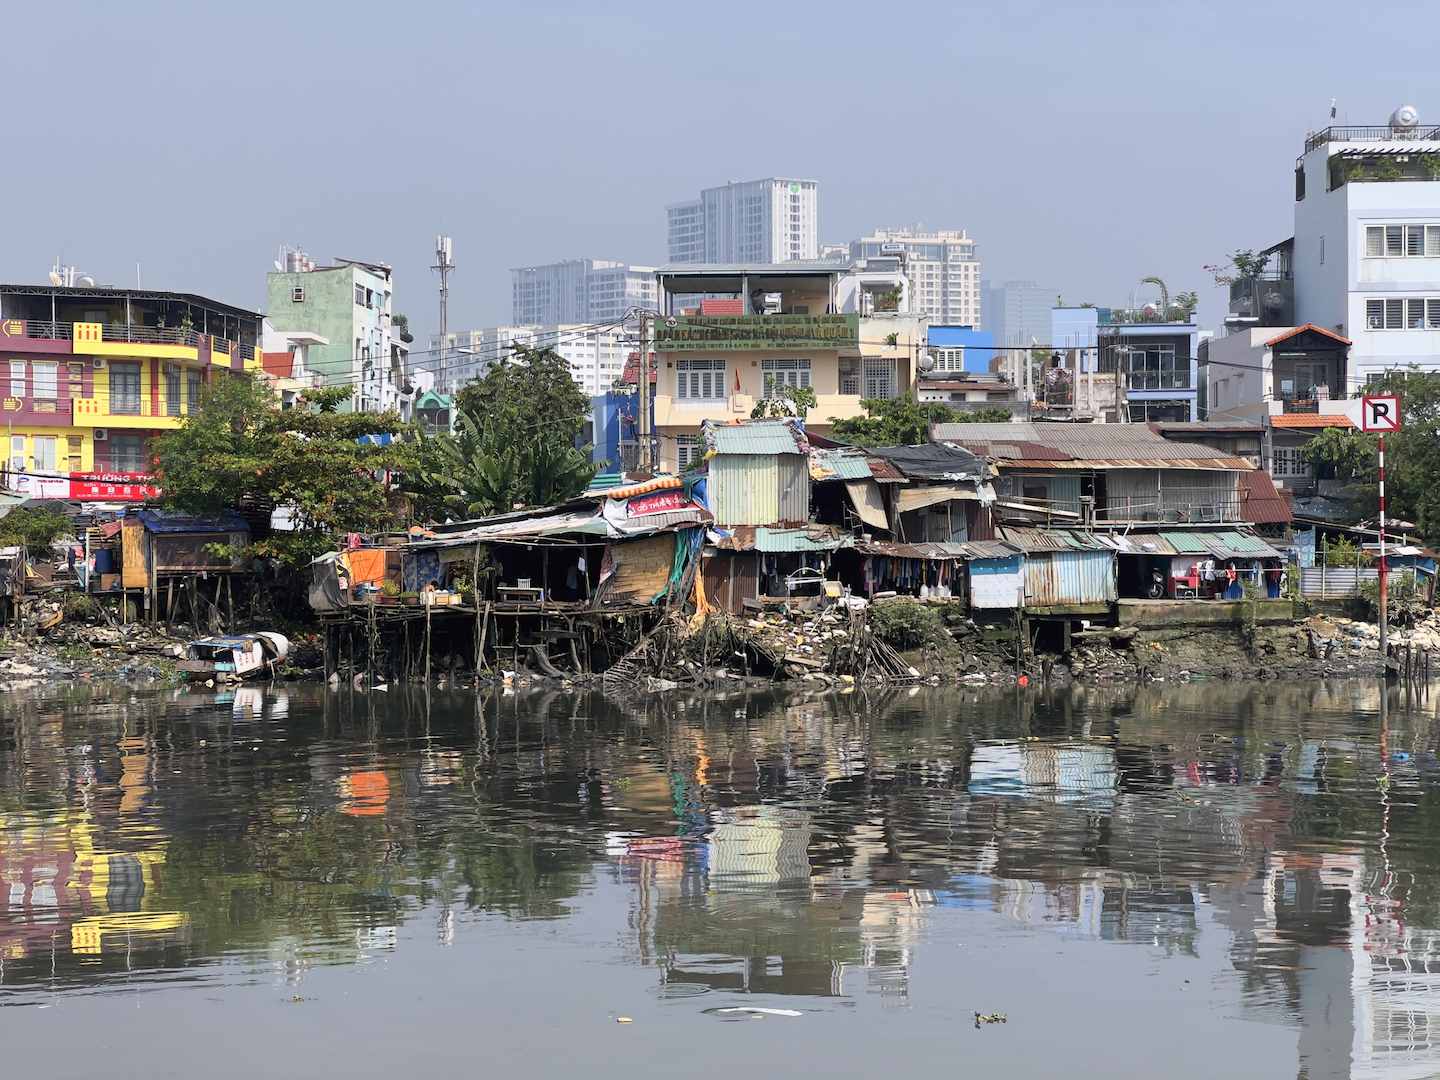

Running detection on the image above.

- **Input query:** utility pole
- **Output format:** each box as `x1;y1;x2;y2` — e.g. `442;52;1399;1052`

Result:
432;235;454;390
1379;431;1388;659
636;309;653;471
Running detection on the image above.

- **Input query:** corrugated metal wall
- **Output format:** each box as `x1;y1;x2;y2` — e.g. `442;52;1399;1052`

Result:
1024;550;1116;606
710;454;810;526
969;556;1025;608
1104;470;1158;518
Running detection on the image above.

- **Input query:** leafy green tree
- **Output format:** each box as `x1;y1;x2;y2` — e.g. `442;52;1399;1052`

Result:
152;376;410;565
1302;426;1375;484
409;346;596;517
0;507;72;555
828;395;1014;446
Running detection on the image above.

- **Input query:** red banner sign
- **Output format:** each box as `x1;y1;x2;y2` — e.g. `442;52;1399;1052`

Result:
68;471;161;501
627;490;692;516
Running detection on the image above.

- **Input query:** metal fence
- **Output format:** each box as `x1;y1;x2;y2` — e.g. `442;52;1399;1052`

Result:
1300;566;1418;598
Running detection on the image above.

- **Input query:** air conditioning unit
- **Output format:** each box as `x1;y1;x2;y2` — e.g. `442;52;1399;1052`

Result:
93;428;109;442
92;358;105;370
291;286;305;303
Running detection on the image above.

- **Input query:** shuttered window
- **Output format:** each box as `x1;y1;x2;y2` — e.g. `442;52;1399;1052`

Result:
676;358;726;401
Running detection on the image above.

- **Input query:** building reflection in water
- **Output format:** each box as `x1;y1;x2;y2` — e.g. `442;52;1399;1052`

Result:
5;680;1440;1077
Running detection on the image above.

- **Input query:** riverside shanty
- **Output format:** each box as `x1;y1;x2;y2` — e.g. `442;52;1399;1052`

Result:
307;416;1359;687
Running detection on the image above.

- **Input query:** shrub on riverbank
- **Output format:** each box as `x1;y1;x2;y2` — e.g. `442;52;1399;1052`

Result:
871;599;950;651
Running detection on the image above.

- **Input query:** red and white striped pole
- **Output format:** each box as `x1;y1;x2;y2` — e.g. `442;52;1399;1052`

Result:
1379;433;1388;658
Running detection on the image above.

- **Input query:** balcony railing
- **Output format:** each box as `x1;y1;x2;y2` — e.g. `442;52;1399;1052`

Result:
654;313;860;352
0;318;255;360
72;396;194;425
1095;492;1242;524
1305;125;1440;152
1127;371;1194;391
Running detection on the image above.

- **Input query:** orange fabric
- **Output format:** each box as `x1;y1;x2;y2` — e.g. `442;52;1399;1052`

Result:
347;548;386;586
606;475;683;500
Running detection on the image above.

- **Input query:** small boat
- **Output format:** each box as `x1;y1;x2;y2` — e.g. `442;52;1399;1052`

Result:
179;633;290;682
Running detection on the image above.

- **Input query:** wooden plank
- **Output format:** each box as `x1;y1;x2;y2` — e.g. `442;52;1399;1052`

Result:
121;522;148;589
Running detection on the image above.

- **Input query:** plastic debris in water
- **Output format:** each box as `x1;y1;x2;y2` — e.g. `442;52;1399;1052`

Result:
616;1017;634;1024
974;1012;1008;1028
708;1007;803;1019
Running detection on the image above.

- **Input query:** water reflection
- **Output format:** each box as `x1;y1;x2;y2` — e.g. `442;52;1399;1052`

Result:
2;680;1440;1076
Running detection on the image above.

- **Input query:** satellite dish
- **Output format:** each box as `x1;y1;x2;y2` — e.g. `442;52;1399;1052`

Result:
273;260;285;272
48;271;62;286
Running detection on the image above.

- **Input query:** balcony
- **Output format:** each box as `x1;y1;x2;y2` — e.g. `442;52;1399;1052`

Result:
1226;277;1294;327
72;397;191;430
1305;125;1440;152
1095;490;1243;524
0;318;256;362
652;391;871;429
1127;370;1195;392
653;314;860;352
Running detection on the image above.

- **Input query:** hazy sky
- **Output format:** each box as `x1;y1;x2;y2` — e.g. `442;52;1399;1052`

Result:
3;0;1436;349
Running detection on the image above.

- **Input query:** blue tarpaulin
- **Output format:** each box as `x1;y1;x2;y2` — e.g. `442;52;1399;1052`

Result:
135;510;250;534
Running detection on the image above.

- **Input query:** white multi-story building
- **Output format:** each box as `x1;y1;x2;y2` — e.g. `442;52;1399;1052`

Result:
1291;105;1440;381
510;259;656;326
429;324;630;397
667;178;819;264
850;229;981;326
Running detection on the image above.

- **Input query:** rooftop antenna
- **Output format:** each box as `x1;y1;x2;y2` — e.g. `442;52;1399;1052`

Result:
432;235;455;389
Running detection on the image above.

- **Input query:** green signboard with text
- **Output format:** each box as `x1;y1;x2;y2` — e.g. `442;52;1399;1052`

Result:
655;314;859;351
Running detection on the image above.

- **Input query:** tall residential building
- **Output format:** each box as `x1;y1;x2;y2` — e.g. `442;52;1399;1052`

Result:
851;229;981;326
982;279;1054;346
430;324;631;397
0;283;262;500
667;178;819;264
510;259;657;326
1291;106;1440;380
265;251;403;413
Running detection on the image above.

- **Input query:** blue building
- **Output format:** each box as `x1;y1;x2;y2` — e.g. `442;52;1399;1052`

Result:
585;390;637;468
926;325;997;375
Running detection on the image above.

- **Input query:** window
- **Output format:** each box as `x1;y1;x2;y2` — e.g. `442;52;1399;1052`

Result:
110;361;142;415
1365;223;1440;257
9;360;23;397
32;436;56;473
1366;296;1440;329
1127;345;1188;390
863;357;897;399
165;364;182;416
932;348;967;372
187;369;203;413
291;286;305;303
355;284;366;306
9;436;23;472
676;435;702;471
839;358;861;395
1273;447;1309;479
31;361;56;399
761;358;811;393
109;434;147;473
676;358;726;401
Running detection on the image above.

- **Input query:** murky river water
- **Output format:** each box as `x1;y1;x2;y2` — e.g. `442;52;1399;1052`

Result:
2;679;1439;1078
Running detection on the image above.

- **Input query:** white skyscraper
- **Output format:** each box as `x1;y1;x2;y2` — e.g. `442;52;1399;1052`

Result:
850;229;981;325
667;178;819;264
510;259;656;326
430;324;631;396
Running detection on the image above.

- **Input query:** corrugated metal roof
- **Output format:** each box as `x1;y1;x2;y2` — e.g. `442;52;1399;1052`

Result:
964;540;1023;560
934;422;1240;466
1159;529;1282;559
1238;469;1293;525
866;456;906;483
867;442;985;481
999;527;1111;553
810;448;872;481
992;456;1251;471
704;418;807;455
